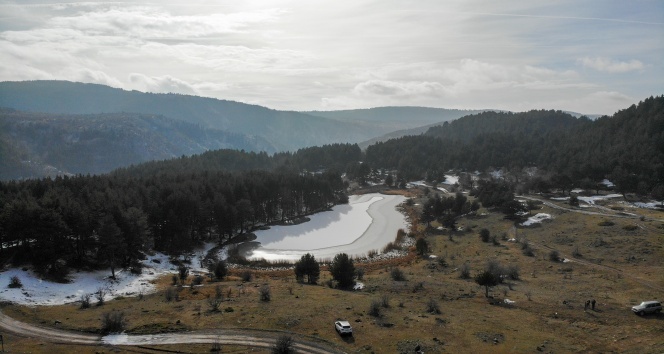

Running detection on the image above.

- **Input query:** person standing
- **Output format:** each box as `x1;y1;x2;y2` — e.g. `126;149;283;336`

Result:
591;299;596;310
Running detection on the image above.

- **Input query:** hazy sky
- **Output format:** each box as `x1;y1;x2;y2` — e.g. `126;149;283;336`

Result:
1;1;662;115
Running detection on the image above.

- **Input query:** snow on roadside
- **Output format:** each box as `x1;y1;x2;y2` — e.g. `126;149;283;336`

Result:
577;194;622;205
0;243;218;306
521;213;553;226
631;201;664;210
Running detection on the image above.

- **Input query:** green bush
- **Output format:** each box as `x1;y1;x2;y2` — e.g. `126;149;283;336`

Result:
390;267;407;281
8;275;22;288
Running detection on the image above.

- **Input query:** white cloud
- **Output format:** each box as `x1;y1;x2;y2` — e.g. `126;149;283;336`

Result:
353;79;449;98
49;6;281;39
0;1;660;114
578;57;644;73
128;73;197;95
68;68;124;88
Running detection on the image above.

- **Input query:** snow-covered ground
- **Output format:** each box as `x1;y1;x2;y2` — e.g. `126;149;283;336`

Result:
0;194;409;305
249;193;408;261
577;194;623;205
0;243;220;306
444;175;459;185
521;213;553;226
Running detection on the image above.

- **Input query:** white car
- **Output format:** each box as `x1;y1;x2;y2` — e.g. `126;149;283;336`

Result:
334;320;353;336
631;301;662;316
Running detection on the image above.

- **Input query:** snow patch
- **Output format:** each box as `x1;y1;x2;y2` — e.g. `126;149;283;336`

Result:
521;213;553;226
578;194;622;205
0;243;218;306
444;174;459;185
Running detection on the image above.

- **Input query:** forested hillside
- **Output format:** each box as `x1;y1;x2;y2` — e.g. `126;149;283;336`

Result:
365;96;664;197
0;145;356;281
0;81;382;151
0;109;275;180
306;106;485;131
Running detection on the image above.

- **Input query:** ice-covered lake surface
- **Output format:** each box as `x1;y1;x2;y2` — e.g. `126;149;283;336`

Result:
249;193;408;261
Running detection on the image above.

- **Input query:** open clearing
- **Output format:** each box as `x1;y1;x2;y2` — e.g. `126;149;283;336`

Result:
0;190;663;353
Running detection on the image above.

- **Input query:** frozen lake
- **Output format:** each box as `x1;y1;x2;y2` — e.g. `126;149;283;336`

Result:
248;193;409;261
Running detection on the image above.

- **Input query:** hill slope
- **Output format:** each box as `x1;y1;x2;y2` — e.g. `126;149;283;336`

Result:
306;106;485;132
0;109;275;180
0;81;375;151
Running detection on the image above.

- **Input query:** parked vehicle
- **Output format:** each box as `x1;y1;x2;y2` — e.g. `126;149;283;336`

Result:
334;320;353;336
631;301;662;316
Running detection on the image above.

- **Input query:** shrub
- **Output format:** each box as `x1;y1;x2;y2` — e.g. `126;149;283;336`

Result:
479;228;491;243
623;224;638;231
390;267;406;281
165;287;175;302
207;292;223;312
569;195;579;207
415;238;429;256
598;220;615;226
485;259;506;283
549;250;560;262
572;245;582;258
241;270;253;282
367;249;378;258
8;276;22;288
426;298;441;314
100;311;127;334
506;264;520;280
211;339;222;353
355;267;365;281
382;241;400;253
412;281;425;293
178;265;189;285
95;287;106;306
381;294;390;308
80;293;92;309
192;275;204;286
259;285;271;302
522;244;535;257
368;299;381;317
459;263;471;279
272;335;295;354
209;260;228;280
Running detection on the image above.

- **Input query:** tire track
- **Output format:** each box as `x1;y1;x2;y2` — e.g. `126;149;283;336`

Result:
0;309;344;353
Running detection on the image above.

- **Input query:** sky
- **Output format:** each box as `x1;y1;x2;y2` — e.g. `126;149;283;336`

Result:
0;1;662;115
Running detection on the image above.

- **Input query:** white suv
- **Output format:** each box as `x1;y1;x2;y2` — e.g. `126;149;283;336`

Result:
334;320;353;336
631;301;662;316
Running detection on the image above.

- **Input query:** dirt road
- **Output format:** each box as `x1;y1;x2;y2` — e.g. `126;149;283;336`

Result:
0;308;344;353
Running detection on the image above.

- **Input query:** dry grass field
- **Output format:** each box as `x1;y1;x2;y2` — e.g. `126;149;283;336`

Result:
1;192;663;353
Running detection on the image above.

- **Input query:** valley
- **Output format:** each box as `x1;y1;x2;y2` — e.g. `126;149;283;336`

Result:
0;185;662;353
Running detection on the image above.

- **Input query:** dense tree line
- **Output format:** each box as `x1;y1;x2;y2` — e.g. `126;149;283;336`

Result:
0;146;352;280
112;143;361;179
421;192;479;229
365;96;664;198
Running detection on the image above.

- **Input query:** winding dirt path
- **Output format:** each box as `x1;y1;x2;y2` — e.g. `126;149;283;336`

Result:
0;309;344;353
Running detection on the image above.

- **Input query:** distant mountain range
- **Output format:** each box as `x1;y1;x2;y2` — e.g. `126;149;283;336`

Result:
0;80;494;179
